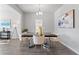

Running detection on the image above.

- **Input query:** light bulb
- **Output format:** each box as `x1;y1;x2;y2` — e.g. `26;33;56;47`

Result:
39;11;43;15
36;11;43;16
36;12;39;15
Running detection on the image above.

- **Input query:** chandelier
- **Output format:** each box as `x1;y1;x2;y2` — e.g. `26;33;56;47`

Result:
36;4;43;16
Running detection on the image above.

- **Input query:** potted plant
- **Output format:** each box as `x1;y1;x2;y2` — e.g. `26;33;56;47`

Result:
22;29;28;33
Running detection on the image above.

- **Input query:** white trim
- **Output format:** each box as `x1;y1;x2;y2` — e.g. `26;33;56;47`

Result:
59;41;79;55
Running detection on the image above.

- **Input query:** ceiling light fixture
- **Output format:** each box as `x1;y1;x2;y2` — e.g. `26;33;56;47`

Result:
36;4;43;16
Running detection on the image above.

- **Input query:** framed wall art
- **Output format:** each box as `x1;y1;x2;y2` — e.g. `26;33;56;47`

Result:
57;9;75;28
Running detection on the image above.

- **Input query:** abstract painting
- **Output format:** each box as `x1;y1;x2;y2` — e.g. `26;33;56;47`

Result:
57;9;75;28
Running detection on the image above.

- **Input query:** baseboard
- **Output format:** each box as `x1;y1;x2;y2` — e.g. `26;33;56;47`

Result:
59;41;79;55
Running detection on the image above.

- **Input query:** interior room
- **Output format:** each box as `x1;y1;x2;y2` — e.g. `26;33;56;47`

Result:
0;4;78;55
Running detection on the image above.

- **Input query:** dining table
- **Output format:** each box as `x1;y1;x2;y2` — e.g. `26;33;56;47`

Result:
22;32;58;48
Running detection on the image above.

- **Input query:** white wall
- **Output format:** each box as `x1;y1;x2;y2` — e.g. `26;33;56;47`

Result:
8;4;23;15
0;4;22;40
55;4;79;54
23;13;35;33
23;12;55;33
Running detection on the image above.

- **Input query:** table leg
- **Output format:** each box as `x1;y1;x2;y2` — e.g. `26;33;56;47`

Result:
49;37;51;48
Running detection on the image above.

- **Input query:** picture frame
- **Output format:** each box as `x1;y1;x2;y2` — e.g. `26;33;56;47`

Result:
57;9;75;28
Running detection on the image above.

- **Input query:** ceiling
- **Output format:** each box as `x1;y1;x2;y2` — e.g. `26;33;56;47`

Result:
17;4;63;13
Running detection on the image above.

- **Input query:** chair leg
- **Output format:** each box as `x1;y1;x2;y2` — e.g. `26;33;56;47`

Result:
41;44;43;49
49;37;51;48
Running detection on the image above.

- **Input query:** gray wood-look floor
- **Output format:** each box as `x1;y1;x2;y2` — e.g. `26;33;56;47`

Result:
0;38;77;55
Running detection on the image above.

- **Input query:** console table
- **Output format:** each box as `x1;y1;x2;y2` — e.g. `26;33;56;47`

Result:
0;31;10;39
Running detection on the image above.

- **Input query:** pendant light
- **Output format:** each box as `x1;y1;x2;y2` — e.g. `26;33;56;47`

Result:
36;4;43;16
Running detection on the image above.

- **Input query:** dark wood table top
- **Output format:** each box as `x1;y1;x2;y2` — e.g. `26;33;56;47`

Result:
22;33;57;37
22;34;33;37
45;34;57;37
